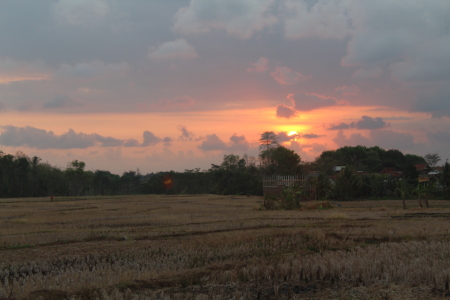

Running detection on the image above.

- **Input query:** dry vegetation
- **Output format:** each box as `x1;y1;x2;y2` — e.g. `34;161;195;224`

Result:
1;195;450;299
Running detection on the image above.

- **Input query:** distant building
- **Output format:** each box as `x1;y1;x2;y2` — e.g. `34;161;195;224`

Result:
332;166;346;172
380;167;403;178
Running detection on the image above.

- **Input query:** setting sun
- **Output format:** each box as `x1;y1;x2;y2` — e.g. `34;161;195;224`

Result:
288;131;298;136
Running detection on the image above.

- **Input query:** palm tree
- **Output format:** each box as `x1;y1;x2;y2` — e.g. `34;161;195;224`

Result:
414;182;433;208
396;178;410;209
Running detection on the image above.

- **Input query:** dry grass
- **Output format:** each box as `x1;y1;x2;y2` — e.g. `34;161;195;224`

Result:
1;195;450;299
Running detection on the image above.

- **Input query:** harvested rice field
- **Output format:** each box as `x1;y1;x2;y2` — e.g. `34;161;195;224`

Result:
1;195;450;299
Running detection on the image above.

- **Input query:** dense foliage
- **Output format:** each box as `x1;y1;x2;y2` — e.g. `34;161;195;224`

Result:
1;141;448;200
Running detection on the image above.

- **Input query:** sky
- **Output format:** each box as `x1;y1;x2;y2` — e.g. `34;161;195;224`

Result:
1;0;450;174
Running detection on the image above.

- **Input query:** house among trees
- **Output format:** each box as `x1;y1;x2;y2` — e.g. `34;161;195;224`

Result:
415;163;441;182
380;167;403;178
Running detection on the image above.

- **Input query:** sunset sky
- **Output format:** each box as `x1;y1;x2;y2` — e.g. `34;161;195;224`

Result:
1;0;449;174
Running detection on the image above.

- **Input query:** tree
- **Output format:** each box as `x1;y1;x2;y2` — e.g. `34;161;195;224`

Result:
439;161;450;197
259;131;278;171
260;146;301;175
65;160;86;196
31;156;41;196
424;153;441;168
259;131;278;151
332;167;362;200
396;178;411;209
414;183;433;209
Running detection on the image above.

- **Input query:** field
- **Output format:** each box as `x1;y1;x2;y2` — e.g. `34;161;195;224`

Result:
1;195;450;299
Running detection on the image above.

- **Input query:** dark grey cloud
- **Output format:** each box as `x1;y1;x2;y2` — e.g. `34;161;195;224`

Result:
93;134;123;147
276;132;294;143
229;134;249;152
333;129;415;150
288;93;338;111
302;133;324;139
198;133;250;152
333;130;371;148
329;123;350;130
122;131;172;148
276;104;296;119
198;134;228;151
329;116;388;130
0;126;118;149
427;131;450;144
177;125;195;141
414;88;450;117
141;131;172;147
371;130;414;150
0;126;171;149
354;116;388;130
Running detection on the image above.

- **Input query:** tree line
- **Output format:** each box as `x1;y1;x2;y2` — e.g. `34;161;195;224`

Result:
0;131;449;200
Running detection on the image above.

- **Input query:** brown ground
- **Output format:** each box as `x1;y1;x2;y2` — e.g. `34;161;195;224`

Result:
1;195;450;299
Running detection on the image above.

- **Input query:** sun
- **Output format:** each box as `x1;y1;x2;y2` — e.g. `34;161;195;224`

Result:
288;131;298;136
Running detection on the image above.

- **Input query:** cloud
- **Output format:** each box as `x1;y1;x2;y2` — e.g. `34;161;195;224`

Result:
329;116;388;130
0;126;173;150
198;133;250;152
198;134;228;151
43;95;82;109
0;126;122;149
173;0;277;39
271;66;310;85
0;58;49;84
142;131;166;147
276;93;341;119
247;57;269;73
276;132;294;143
229;134;250;151
302;133;324;139
427;131;450;144
340;0;450;90
177;125;195;141
334;85;360;96
353;116;388;130
276;104;296;119
124;139;140;147
0;102;5;112
57;61;130;78
329;123;350;130
53;0;110;25
413;87;450;117
140;96;196;112
288;93;338;111
284;0;353;40
148;39;198;60
333;129;415;150
16;102;35;112
333;130;371;147
124;131;172;148
352;67;383;79
370;130;414;150
92;134;124;147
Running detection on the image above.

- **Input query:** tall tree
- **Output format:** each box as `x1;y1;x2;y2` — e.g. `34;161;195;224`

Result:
259;131;278;171
424;153;441;168
31;156;41;196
